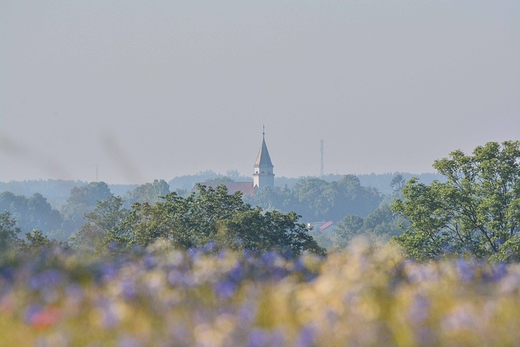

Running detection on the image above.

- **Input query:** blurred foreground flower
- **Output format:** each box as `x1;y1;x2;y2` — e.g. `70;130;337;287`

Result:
1;244;520;346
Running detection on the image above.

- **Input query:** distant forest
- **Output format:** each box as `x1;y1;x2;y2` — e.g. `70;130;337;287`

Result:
3;141;518;262
0;171;442;209
168;170;443;195
0;171;442;250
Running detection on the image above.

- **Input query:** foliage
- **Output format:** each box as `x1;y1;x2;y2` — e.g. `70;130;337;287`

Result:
124;179;170;206
250;175;382;222
2;244;520;346
0;211;22;254
0;212;63;257
61;182;113;237
245;185;295;212
0;192;62;235
218;209;324;255
390;174;406;192
393;141;520;261
168;170;252;191
105;185;325;256
20;230;64;254
335;205;402;248
0;179;87;209
24;230;51;248
204;176;235;184
69;196;129;252
336;215;365;247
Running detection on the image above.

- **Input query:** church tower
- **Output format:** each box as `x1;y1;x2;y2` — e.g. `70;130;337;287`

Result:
253;128;274;189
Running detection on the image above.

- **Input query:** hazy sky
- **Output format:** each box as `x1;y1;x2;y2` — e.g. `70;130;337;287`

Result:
1;1;519;184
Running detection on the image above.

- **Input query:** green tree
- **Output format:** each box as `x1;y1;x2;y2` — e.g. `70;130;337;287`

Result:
363;205;401;236
292;177;329;220
105;184;324;255
335;215;364;248
335;205;402;249
291;175;381;222
27;193;63;233
325;175;381;220
69;196;128;252
61;182;113;237
246;185;295;212
21;230;60;253
393;141;520;261
218;209;324;255
0;192;62;235
0;211;22;254
390;174;406;192
125;179;170;206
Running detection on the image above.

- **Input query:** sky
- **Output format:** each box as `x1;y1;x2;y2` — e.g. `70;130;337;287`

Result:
1;1;519;184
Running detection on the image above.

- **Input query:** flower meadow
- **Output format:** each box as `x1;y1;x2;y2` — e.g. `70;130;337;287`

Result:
2;242;520;347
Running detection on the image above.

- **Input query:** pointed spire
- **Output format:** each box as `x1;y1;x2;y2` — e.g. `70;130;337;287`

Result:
254;127;273;168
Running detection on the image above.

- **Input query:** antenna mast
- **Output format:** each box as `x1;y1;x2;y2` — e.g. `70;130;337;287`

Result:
96;165;99;182
320;139;324;177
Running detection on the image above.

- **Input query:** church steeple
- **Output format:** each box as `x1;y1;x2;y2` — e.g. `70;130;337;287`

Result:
253;127;274;189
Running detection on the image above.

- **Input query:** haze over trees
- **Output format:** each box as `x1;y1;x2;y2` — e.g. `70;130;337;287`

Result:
124;179;170;206
0;171;420;254
60;182;113;239
0;192;62;235
7;145;518;259
335;205;403;248
69;196;129;253
247;175;382;222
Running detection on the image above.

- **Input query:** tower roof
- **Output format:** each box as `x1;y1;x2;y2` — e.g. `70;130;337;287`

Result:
254;133;273;168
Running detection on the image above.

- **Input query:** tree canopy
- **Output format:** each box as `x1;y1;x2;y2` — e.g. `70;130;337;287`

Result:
0;192;62;235
336;205;402;248
61;182;113;237
393;141;520;261
124;179;170;206
248;175;382;222
70;196;129;252
103;184;325;256
0;211;22;254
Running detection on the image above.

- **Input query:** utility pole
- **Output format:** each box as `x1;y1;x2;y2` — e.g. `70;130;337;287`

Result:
320;139;324;177
96;165;98;182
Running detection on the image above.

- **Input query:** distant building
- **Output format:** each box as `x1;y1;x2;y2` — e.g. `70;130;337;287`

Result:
193;129;275;196
253;130;275;190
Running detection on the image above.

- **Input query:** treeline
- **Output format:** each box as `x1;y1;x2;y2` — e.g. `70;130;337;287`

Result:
0;184;325;257
168;170;442;194
0;180;178;241
0;172;442;209
2;141;519;261
0;174;406;252
0;175;405;240
247;175;382;221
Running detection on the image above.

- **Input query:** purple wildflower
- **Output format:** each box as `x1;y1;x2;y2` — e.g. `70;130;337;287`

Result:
215;280;236;298
294;324;316;347
455;259;475;283
408;294;430;324
247;328;268;347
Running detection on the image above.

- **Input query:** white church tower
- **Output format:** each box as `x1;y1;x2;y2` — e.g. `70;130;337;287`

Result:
253;128;274;189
